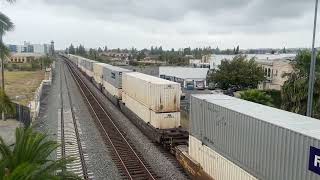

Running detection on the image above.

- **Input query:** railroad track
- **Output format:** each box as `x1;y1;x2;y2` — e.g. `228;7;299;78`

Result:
64;59;159;180
56;61;93;179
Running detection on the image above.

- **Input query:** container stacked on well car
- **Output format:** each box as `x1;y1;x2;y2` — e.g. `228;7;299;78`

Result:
189;94;320;180
65;54;188;146
102;66;132;100
121;72;181;129
79;57;96;79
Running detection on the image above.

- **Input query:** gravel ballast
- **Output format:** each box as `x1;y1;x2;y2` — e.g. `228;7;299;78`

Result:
35;59;120;180
73;60;190;180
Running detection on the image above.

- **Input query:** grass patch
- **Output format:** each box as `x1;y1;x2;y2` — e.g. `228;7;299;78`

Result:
1;71;45;106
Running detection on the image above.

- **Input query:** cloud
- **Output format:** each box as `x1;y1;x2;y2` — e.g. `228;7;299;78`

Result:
0;0;317;49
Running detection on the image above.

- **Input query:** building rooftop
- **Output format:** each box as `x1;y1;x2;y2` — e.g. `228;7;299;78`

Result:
10;52;45;57
159;66;209;80
209;54;296;69
192;94;320;140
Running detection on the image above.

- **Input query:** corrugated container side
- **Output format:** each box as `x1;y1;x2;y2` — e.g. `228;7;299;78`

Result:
102;79;122;99
93;63;104;84
189;135;204;165
123;93;181;129
190;95;320;180
122;72;181;112
122;93;150;123
103;66;131;88
189;135;257;180
150;111;180;129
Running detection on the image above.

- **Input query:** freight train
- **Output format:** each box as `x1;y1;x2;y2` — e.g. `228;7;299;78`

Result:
64;54;188;150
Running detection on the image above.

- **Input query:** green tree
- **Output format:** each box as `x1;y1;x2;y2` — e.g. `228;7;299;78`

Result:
240;89;273;106
281;50;320;118
77;45;86;56
68;44;75;54
136;51;146;61
0;127;80;179
235;45;240;54
0;5;15;122
207;55;265;90
0;90;15;120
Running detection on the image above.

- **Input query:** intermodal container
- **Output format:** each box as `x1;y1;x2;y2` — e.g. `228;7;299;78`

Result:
77;57;96;78
103;66;131;88
189;135;257;180
93;63;112;85
122;72;181;113
68;54;79;66
122;93;180;129
190;94;320;180
103;78;122;99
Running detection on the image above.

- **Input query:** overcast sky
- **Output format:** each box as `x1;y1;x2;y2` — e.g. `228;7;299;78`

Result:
0;0;317;50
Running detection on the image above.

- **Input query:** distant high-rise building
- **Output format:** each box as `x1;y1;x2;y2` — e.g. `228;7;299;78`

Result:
7;45;17;52
50;40;55;56
7;41;54;55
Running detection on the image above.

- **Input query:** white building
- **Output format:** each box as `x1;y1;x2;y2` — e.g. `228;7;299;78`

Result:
204;54;296;91
208;54;296;69
33;44;51;54
189;59;210;68
7;41;53;55
6;53;44;63
258;59;294;90
159;67;209;89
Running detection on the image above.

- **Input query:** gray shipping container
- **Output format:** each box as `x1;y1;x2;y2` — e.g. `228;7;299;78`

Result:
103;66;131;88
190;94;320;180
84;59;96;72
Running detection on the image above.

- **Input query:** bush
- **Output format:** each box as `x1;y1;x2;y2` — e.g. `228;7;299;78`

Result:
240;89;273;107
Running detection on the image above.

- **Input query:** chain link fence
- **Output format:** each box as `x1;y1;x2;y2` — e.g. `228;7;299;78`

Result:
0;102;31;127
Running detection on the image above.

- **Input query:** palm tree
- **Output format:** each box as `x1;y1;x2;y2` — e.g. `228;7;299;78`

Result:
281;50;320;118
0;127;81;179
0;90;15;120
0;1;15;121
240;89;274;107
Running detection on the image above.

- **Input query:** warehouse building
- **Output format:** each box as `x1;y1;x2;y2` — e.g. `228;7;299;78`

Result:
159;67;209;90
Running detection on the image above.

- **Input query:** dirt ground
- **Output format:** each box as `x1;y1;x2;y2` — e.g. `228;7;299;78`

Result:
0;71;45;106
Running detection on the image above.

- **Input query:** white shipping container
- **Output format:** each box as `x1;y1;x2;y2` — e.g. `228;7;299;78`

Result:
103;79;122;99
122;93;150;123
93;63;113;85
122;72;181;113
189;135;257;180
150;109;180;129
122;93;181;129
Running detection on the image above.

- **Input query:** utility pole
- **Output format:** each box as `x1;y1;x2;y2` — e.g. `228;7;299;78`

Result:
0;34;5;121
307;0;319;117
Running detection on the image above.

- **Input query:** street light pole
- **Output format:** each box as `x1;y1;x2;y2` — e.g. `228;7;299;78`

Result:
0;34;5;121
307;0;319;117
0;34;4;92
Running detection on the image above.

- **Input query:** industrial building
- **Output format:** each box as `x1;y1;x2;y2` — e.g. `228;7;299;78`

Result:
6;53;44;63
159;66;209;89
